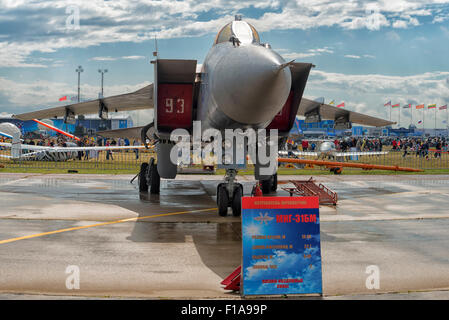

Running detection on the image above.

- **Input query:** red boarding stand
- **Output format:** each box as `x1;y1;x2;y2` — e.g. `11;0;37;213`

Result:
221;266;241;291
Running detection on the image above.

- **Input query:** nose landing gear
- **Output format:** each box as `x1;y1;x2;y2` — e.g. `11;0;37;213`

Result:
216;169;243;217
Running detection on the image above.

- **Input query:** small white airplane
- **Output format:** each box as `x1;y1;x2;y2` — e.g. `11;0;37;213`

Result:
0;122;148;161
279;141;388;160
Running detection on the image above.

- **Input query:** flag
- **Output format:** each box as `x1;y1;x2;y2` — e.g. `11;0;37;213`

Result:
384;101;391;106
440;105;447;110
428;104;436;109
391;103;400;108
417;120;422;124
403;104;411;109
416;104;424;109
328;100;335;105
295;117;300;130
337;102;345;108
59;96;67;101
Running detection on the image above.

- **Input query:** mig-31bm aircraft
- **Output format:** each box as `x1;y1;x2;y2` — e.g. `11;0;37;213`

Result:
14;16;393;216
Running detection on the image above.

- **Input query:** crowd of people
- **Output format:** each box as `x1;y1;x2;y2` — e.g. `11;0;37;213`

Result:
294;136;448;159
13;134;143;160
388;137;448;159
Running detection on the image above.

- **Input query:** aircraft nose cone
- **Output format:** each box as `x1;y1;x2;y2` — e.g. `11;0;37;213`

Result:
212;45;292;125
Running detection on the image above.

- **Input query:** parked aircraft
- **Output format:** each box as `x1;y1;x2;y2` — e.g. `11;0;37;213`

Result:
0;123;147;161
279;141;388;160
13;16;394;216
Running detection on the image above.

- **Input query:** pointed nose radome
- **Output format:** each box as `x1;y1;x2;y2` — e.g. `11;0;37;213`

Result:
212;45;292;125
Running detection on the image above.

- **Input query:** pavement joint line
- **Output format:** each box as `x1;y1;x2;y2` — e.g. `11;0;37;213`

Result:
0;207;217;245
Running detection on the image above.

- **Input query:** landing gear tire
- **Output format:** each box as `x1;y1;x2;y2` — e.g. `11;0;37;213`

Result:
231;184;243;217
270;173;278;192
138;163;149;192
217;183;229;217
330;167;342;175
149;158;160;194
261;179;271;194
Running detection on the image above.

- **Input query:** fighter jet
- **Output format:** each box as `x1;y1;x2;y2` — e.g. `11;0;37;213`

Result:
13;16;394;217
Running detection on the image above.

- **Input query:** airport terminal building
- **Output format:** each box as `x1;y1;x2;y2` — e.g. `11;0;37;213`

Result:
0;114;133;137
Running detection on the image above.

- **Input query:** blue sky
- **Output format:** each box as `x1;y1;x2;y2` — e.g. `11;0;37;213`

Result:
1;0;449;127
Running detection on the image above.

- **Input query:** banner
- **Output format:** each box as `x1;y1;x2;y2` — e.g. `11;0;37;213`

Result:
241;197;322;296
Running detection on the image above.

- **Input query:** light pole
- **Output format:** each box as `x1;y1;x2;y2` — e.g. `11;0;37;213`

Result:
76;65;83;103
98;69;108;98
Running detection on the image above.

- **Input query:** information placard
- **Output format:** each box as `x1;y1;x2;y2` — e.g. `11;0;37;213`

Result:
241;196;322;296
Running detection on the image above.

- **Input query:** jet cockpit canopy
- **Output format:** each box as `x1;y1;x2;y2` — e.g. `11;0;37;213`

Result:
214;16;260;45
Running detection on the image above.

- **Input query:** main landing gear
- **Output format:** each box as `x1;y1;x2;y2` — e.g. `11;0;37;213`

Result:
216;169;243;217
259;173;278;195
138;157;160;194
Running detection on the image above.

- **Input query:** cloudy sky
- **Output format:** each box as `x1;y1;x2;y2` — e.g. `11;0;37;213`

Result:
1;0;449;127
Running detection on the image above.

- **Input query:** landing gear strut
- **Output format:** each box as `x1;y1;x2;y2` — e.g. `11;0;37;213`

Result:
216;169;243;217
138;157;160;194
259;173;278;195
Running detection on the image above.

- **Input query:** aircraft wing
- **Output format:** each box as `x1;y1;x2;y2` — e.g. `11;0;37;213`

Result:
0;142;151;152
298;98;395;127
45;145;150;152
97;126;146;139
13;84;153;121
279;150;319;157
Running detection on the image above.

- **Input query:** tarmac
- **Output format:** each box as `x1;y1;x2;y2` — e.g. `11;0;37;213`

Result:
0;173;449;299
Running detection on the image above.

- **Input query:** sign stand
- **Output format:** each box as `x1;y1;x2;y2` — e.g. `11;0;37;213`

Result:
239;196;323;297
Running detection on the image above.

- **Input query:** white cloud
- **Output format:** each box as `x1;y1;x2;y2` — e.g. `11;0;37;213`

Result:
344;54;361;59
0;76;152;124
305;69;449;124
282;47;334;60
441;26;449;37
90;56;117;61
122;55;145;60
386;31;401;41
90;55;146;61
0;1;448;68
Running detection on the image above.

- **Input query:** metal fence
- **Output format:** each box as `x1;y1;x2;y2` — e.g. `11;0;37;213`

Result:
281;147;449;171
0;146;448;172
0;147;156;171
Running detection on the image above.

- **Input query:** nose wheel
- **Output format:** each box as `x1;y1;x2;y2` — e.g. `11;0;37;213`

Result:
216;169;243;217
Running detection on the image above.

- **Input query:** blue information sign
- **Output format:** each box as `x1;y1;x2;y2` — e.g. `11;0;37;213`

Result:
241;196;322;296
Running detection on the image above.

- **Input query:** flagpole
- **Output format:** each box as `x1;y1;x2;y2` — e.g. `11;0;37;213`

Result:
423;108;425;130
398;107;401;128
411;105;413;128
435;107;437;133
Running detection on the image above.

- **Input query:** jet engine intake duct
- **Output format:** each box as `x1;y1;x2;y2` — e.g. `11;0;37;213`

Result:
266;62;313;136
141;122;156;149
153;59;197;140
